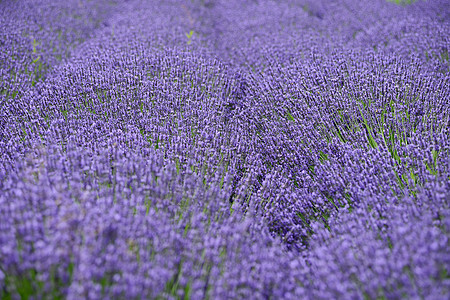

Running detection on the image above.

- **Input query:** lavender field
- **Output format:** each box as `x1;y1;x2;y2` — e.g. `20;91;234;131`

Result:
0;0;449;299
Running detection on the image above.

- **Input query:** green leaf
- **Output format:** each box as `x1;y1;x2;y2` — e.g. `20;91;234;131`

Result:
185;30;194;39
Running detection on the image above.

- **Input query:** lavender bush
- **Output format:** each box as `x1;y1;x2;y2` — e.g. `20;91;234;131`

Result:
0;0;449;299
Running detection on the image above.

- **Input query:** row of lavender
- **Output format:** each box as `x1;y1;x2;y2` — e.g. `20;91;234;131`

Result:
1;0;449;298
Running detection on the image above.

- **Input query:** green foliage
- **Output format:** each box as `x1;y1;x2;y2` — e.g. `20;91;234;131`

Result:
186;30;195;45
1;263;74;300
157;260;192;300
387;0;416;4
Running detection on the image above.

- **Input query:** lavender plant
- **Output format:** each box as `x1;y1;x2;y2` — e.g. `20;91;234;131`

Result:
0;0;449;299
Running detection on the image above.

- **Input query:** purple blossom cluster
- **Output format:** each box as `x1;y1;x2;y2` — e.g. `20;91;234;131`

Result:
1;0;449;298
